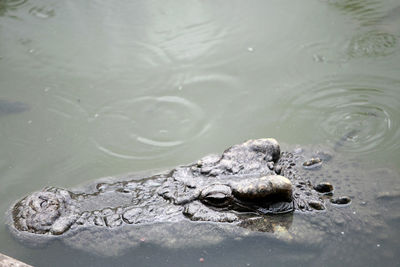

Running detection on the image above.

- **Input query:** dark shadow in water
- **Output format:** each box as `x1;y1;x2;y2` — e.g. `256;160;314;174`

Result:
333;129;360;151
328;0;384;26
327;0;399;58
0;99;29;115
0;0;28;18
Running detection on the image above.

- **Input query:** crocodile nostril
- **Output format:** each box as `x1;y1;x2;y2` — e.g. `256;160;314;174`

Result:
303;158;322;169
314;182;334;193
308;200;325;210
331;196;351;205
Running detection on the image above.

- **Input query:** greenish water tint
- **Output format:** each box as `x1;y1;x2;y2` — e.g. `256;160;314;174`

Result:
0;99;29;115
0;0;399;266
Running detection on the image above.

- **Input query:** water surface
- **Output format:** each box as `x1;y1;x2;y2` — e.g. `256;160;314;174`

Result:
0;0;399;266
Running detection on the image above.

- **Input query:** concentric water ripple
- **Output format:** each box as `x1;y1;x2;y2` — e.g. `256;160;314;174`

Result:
90;96;209;160
327;0;384;27
29;6;55;19
299;1;399;62
298;28;398;64
17;0;240;78
348;30;398;58
280;75;400;154
0;0;28;17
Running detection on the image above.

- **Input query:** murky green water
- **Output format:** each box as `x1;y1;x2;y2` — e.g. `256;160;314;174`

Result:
1;0;399;266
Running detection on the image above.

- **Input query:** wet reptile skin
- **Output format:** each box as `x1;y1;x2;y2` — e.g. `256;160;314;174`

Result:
7;138;398;259
10;138;348;237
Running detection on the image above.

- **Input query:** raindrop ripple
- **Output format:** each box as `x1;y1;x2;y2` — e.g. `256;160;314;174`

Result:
281;75;400;154
91;96;210;160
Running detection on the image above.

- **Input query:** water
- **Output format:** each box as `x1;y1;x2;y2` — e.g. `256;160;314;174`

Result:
0;0;399;266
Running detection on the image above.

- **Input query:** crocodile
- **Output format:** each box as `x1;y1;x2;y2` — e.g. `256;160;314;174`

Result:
7;138;361;256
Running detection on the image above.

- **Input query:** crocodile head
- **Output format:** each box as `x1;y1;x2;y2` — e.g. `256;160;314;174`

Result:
10;138;350;237
159;138;345;223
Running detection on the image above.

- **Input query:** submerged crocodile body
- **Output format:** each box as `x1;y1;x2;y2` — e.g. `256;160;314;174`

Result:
10;138;351;241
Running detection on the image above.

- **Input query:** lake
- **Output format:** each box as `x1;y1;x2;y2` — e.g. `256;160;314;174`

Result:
0;0;399;266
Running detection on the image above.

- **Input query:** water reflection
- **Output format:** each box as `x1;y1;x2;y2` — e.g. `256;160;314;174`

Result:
1;0;400;265
327;0;384;27
0;0;27;17
327;0;399;58
146;13;227;65
135;0;241;68
61;214;295;257
91;96;209;160
29;6;54;19
348;30;397;57
15;0;235;89
280;75;400;154
0;99;29;115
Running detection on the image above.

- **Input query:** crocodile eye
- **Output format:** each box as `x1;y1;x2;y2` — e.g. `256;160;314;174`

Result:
200;184;232;207
204;192;230;204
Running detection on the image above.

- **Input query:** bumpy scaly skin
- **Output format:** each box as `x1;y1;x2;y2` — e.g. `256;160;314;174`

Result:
10;138;348;236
